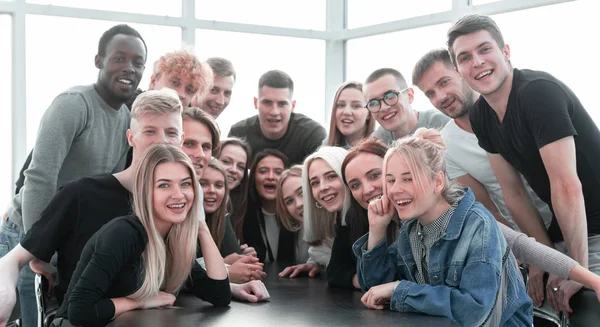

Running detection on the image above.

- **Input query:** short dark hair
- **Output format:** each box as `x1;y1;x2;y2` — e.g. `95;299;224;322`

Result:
97;24;147;59
207;57;236;81
447;14;505;67
412;49;454;86
364;68;408;89
258;70;294;95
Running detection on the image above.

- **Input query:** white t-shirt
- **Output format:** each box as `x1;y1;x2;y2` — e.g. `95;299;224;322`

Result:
441;120;553;229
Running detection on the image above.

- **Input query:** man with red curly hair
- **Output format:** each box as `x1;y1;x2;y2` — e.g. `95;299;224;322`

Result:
148;49;213;107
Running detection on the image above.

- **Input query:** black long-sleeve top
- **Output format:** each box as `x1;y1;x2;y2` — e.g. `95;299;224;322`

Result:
242;202;296;263
327;209;400;289
326;219;356;289
58;215;231;327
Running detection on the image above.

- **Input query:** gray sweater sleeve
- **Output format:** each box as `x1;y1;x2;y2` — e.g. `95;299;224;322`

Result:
21;93;87;231
499;222;576;278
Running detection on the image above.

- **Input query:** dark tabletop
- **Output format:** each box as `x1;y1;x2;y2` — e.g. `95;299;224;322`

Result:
108;263;456;327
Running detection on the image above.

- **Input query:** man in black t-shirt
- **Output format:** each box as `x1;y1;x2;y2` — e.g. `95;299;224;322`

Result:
228;70;326;165
448;14;600;325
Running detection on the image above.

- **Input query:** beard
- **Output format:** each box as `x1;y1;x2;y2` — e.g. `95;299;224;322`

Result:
452;85;476;118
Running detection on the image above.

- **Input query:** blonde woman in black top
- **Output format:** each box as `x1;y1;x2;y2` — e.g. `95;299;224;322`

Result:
59;144;230;327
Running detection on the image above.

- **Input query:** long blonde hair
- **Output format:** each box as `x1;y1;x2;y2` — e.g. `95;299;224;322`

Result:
302;146;351;243
383;128;464;205
129;144;201;300
276;165;303;232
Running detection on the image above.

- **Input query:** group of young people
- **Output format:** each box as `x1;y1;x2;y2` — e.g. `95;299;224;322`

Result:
1;13;600;327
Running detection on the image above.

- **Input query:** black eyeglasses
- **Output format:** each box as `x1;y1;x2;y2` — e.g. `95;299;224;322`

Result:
365;88;409;113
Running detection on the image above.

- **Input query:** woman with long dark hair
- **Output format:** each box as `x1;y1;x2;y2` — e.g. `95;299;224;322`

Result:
243;149;296;263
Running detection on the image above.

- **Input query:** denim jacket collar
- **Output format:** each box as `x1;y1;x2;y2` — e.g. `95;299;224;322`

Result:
398;187;474;243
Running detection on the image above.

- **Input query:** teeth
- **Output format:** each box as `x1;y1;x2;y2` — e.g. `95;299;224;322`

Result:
475;70;492;80
341;119;353;124
323;194;335;202
167;203;185;209
367;195;383;203
205;198;216;203
383;112;396;120
194;164;203;169
396;199;412;205
118;78;132;84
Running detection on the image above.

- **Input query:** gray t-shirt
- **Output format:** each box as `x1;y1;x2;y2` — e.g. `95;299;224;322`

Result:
261;209;280;263
371;109;450;145
8;84;130;231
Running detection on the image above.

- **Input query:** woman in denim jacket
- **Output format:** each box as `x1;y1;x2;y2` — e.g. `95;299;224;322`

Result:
353;128;533;326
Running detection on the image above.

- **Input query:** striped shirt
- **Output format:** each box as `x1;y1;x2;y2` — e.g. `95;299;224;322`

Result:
409;202;458;284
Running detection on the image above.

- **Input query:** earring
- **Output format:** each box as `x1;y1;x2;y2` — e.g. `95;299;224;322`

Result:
315;202;323;209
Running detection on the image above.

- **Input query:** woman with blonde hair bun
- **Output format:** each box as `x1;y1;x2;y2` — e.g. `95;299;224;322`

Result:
61;144;231;327
355;128;532;326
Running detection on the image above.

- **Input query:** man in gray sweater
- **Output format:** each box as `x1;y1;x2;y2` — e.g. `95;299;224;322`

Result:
0;24;147;327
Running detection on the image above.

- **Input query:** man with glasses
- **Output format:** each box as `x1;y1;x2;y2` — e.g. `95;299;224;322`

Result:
365;68;449;145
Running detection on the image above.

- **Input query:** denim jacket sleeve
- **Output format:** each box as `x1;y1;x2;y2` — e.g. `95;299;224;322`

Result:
390;260;499;326
391;216;502;326
352;233;398;292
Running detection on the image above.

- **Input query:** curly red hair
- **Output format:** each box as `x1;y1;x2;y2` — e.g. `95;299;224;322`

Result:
152;49;213;96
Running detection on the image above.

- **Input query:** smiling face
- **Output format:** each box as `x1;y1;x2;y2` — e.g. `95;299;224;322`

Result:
96;34;146;105
344;152;384;210
452;30;512;97
218;144;247;190
335;87;369;142
254;155;285;202
152;162;195;235
150;72;198;107
281;176;304;222
309;158;345;213
254;86;296;140
127;112;183;155
196;75;235;118
199;166;226;214
385;153;443;221
416;61;476;119
182;119;213;177
364;74;415;135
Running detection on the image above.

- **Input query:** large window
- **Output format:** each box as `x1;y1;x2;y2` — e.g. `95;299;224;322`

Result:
27;0;181;17
346;23;451;111
490;0;598;123
196;0;326;30
347;0;451;29
25;15;181;150
0;15;12;209
195;30;326;136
